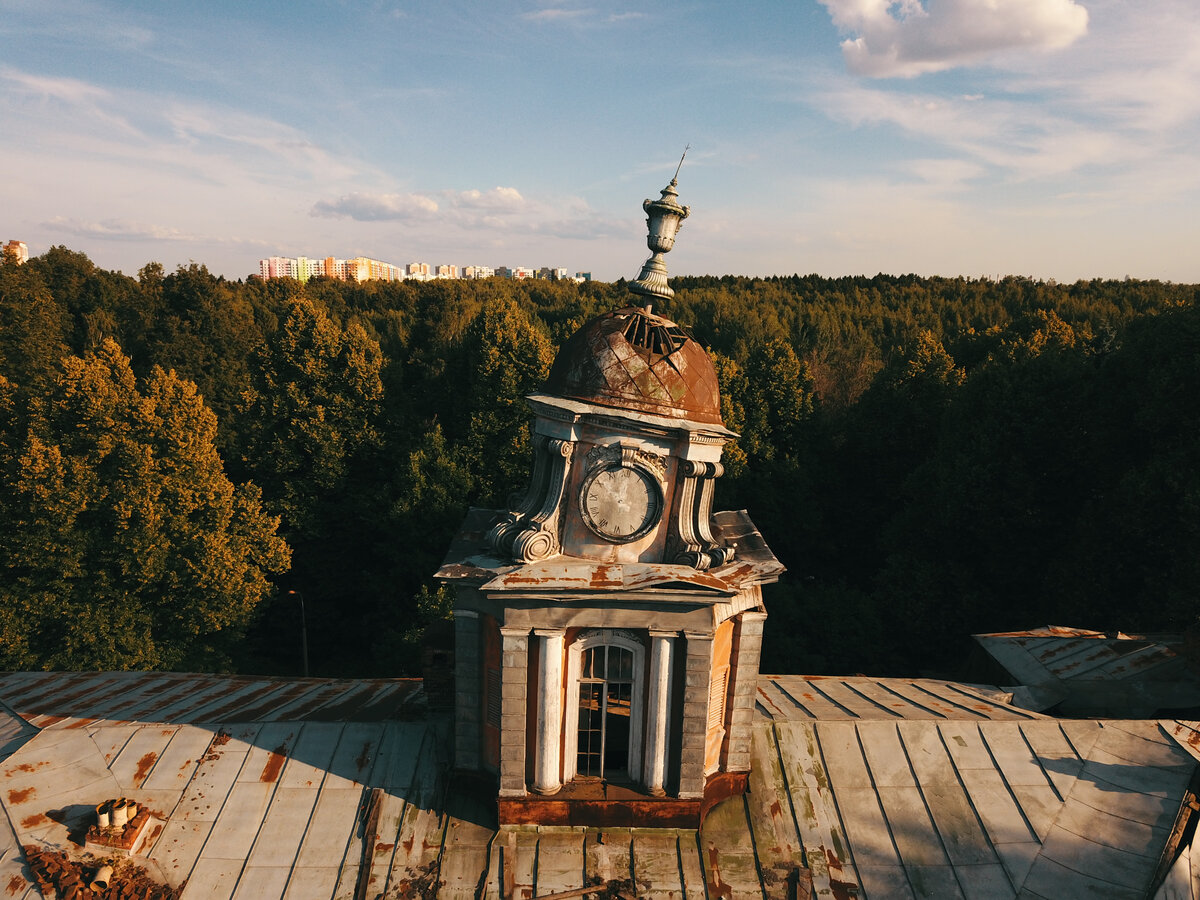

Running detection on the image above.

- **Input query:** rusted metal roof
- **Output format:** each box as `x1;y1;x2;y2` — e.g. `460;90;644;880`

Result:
437;508;784;595
757;675;1047;722
542;306;724;426
973;626;1200;717
729;716;1200;899
2;671;1199;898
0;672;423;728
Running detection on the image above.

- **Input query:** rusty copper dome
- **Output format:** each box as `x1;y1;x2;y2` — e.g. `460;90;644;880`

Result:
543;306;724;426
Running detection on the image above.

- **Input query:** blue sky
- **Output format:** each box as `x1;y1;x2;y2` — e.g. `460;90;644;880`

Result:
2;0;1198;282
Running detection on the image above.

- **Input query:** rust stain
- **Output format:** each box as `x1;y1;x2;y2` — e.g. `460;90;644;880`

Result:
590;565;620;588
756;686;785;717
259;744;288;783
402;836;414;853
374;841;395;855
134;751;158;784
5;763;36;775
7;788;34;805
5;875;25;896
498;573;541;585
20;814;47;828
706;846;732;899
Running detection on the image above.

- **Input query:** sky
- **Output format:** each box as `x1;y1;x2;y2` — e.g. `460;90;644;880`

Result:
2;0;1198;283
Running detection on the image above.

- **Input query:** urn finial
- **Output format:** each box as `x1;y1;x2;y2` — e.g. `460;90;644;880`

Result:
630;147;691;304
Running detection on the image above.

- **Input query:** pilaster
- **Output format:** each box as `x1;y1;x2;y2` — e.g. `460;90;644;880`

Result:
678;630;714;799
453;610;481;771
722;610;766;774
499;626;530;797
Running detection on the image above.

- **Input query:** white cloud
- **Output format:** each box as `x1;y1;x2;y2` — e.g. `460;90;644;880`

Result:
519;6;643;26
42;217;273;248
449;187;526;211
310;188;528;223
819;0;1089;77
311;192;440;221
309;187;627;243
43;217;188;241
1;68;141;137
522;7;592;22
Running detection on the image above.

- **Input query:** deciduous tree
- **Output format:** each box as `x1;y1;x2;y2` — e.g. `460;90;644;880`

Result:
0;341;290;670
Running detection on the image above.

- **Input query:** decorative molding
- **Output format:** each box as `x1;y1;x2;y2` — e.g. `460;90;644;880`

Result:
584;442;668;480
575;627;647;647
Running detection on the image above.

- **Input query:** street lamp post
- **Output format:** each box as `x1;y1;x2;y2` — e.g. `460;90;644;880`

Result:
287;590;310;677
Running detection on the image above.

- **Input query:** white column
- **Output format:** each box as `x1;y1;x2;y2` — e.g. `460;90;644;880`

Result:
532;629;565;795
643;631;675;796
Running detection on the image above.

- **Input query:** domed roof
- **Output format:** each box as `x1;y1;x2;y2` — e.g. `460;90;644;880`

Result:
544;306;724;426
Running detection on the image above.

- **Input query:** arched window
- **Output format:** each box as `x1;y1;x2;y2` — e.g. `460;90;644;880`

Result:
564;630;645;783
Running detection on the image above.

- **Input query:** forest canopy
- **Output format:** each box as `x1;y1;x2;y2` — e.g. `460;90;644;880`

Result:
1;244;1197;677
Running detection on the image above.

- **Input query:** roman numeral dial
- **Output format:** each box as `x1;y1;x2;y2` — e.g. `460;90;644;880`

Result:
579;464;662;543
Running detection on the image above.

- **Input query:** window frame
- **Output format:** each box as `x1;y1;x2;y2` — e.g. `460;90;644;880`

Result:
563;629;646;783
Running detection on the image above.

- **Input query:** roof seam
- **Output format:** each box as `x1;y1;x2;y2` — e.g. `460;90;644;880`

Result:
895;722;969;895
931;723;1016;894
977;725;1041;845
1017;727;1066;805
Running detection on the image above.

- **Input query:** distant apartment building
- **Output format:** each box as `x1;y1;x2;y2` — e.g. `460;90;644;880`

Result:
3;240;29;264
259;254;403;283
496;266;535;280
347;257;404;282
258;254;578;285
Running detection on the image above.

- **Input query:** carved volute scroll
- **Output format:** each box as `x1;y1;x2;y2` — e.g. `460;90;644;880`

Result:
670;460;735;570
510;438;574;562
487;434;553;555
487;436;575;563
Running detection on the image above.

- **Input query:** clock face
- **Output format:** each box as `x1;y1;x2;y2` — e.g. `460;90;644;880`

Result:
580;465;662;543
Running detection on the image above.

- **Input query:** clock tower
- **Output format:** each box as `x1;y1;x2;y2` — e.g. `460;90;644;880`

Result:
436;168;783;827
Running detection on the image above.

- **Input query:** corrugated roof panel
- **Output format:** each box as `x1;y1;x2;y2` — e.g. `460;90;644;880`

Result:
742;714;1200;899
3;671;1200;897
898;722;995;867
533;831;588;893
0;673;423;727
700;796;768;899
633;831;694;899
974;629;1200;721
758;676;1046;722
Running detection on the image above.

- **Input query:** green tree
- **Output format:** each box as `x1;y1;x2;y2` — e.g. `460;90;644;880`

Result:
0;341;290;670
452;297;555;504
236;298;388;674
0;254;70;393
238;298;385;537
